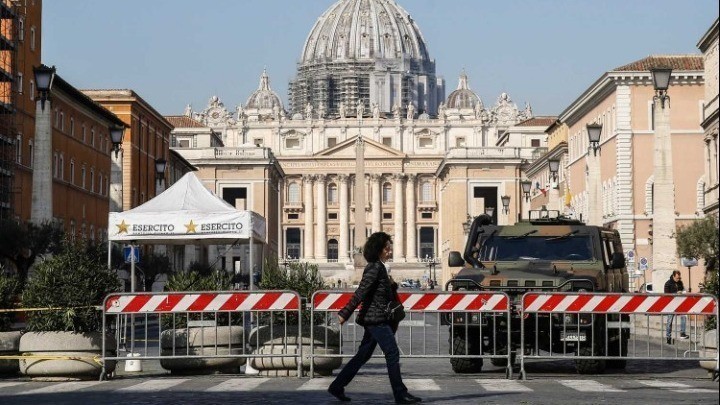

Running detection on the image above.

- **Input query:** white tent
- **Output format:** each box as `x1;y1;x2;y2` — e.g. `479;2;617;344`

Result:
109;172;265;244
108;172;266;290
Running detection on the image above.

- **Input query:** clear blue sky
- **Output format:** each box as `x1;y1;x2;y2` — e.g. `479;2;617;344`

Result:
43;0;717;116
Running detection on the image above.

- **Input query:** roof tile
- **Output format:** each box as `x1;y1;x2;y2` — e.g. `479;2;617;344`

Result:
165;115;206;128
612;54;703;72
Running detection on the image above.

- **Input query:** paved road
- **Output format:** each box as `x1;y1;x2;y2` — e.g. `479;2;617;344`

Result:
0;369;717;405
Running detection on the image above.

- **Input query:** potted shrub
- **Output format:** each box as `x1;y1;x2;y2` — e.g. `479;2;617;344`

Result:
0;269;20;375
19;239;121;379
159;269;247;374
249;259;341;377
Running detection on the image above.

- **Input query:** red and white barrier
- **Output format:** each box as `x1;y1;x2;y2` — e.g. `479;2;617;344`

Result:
104;292;299;314
312;291;508;312
522;293;716;315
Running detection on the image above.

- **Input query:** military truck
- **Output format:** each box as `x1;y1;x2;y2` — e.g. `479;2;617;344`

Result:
446;210;629;374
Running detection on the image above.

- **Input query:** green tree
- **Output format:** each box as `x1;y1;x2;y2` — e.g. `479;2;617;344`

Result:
0;270;20;331
0;219;64;285
22;239;121;333
676;215;719;329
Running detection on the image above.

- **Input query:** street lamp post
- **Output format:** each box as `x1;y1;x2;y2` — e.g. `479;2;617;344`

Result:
501;195;511;218
30;65;57;224
462;214;473;235
547;158;561;211
155;157;167;194
650;67;676;287
520;180;532;221
586;123;603;225
425;256;438;289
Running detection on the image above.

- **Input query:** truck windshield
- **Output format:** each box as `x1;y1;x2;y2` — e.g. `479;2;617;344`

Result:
478;235;594;261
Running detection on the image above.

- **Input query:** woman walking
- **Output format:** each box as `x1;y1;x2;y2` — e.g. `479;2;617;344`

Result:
327;232;421;404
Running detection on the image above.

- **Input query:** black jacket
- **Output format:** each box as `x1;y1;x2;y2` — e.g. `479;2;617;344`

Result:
338;261;396;326
664;276;684;294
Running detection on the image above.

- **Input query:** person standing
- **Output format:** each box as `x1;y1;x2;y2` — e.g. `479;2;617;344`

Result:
664;270;689;344
328;232;421;404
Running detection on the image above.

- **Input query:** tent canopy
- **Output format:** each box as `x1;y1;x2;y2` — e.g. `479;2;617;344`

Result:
108;172;266;245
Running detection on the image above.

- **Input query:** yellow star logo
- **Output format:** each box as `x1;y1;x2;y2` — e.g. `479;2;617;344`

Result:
116;220;129;234
185;220;197;233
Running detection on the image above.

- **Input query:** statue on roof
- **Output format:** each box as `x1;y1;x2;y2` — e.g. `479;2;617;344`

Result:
372;102;380;119
357;99;365;118
305;102;313;119
339;102;347;119
184;104;192;117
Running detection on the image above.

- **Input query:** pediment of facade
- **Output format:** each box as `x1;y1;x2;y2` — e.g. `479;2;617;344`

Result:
315;136;406;159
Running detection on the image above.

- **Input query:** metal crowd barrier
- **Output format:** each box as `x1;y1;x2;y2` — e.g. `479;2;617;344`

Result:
309;290;512;378
101;290;302;380
519;292;719;379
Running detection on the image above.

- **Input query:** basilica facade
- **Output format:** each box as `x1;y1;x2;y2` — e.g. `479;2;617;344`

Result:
168;0;550;285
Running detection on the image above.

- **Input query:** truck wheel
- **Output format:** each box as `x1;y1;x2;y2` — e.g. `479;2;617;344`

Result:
450;336;483;373
606;336;628;369
574;346;606;374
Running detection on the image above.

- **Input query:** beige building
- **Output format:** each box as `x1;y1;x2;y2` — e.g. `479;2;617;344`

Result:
548;55;706;292
698;18;719;217
169;1;548;286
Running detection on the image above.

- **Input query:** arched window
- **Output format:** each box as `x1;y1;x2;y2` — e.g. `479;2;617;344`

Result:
421;181;432;202
382;182;392;204
327;239;339;261
645;176;654;215
328;183;338;204
288;182;300;203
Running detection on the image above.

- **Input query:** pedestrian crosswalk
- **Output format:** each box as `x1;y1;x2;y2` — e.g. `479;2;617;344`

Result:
0;377;716;396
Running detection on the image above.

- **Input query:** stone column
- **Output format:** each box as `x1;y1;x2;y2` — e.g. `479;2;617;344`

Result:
651;99;676;286
405;174;417;260
303;174;315;260
315;175;327;260
30;99;53;224
586;148;603;226
393;173;405;262
371;174;382;233
110;149;124;212
338;174;350;262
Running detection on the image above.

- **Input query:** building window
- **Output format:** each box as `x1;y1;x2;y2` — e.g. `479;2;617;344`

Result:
177;139;190;148
81;125;86;142
29;140;33;166
15;134;21;163
69;220;76;241
421;212;432;219
99;173;103;194
327;239;339;261
287;213;299;220
19;17;24;41
105;176;109;196
328;212;338;220
383;212;393;220
421;181;432;202
419;227;435;259
70;160;75;184
327;137;337;148
455;137;466;147
382;182;392;204
286;228;301;259
53;153;58;177
16;73;22;94
382;137;392;147
90;169;95;193
91;128;95;147
418;137;433;148
531;139;541;147
59;154;64;180
328;183;338;204
81;165;86;189
69;118;75;137
60;112;64;132
29;81;34;101
30;27;36;51
89;225;95;242
285;138;301;149
288;182;300;203
254;138;264;147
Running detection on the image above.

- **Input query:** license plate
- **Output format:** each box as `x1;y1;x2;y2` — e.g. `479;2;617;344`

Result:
560;331;587;342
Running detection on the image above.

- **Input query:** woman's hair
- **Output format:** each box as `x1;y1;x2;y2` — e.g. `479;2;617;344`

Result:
363;232;392;262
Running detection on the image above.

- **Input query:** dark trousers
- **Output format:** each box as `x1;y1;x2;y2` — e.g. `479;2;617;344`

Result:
330;323;408;400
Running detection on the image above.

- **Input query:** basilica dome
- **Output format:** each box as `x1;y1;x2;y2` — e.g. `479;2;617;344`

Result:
301;0;430;63
446;71;480;110
245;69;283;110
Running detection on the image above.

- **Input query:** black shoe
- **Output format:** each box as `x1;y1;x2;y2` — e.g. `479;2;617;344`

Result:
666;337;673;344
396;393;422;404
328;387;351;402
679;333;689;340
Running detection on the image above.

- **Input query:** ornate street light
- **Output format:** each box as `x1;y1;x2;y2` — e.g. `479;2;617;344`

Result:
110;126;124;158
462;213;473;234
586;123;602;156
501;195;511;214
33;65;56;111
548;158;560;182
155;157;167;186
520;180;532;202
651;67;672;109
485;206;495;218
